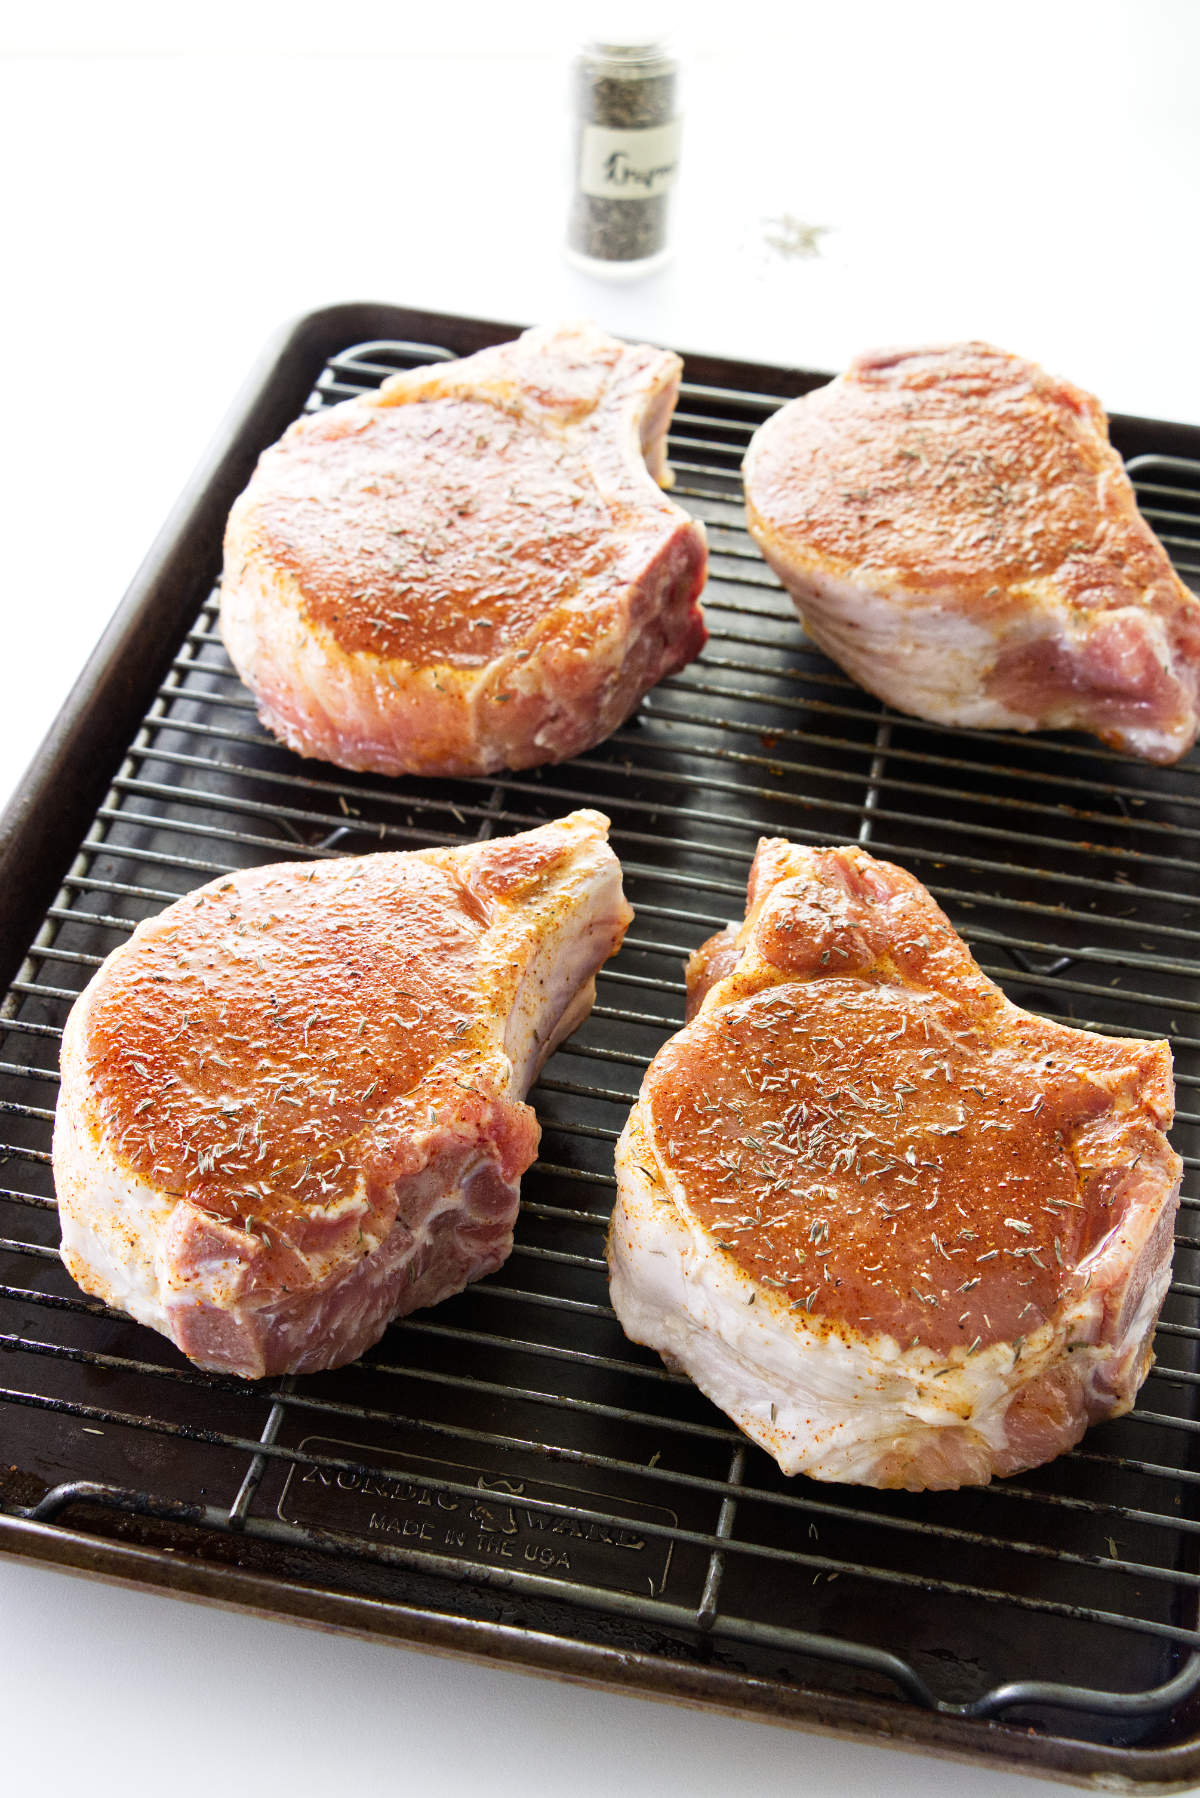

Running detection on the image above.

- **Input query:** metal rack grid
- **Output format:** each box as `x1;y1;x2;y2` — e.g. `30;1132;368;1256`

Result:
3;323;1200;1779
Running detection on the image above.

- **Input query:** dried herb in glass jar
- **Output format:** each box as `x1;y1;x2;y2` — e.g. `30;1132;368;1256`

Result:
566;36;681;278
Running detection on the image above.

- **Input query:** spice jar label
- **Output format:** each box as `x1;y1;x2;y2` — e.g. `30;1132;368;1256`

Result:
579;120;681;201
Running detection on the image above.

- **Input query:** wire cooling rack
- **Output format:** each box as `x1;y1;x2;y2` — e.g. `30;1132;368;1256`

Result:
2;306;1200;1787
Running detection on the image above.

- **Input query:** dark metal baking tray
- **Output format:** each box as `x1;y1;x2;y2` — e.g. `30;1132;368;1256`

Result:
2;302;1200;1789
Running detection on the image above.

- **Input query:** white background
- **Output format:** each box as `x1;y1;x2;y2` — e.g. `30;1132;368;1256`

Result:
2;4;1198;1792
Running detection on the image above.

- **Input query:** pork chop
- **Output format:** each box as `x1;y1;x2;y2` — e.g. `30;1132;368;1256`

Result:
54;811;632;1378
220;321;709;776
742;343;1200;762
608;841;1180;1489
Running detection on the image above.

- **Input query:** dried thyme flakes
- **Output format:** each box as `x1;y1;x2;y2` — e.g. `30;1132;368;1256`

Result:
761;214;831;260
567;37;680;271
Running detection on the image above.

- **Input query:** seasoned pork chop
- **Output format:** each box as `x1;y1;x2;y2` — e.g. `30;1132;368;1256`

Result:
743;343;1200;762
608;841;1179;1489
221;322;708;776
55;812;632;1377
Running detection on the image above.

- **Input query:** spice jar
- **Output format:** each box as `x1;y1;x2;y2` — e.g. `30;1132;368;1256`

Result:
566;34;681;278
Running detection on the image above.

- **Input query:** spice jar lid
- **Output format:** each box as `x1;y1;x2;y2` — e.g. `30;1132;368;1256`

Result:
576;3;676;72
581;35;674;71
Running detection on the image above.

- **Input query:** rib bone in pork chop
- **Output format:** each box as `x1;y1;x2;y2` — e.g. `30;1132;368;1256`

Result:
608;841;1180;1489
220;322;708;776
54;812;631;1378
742;343;1200;762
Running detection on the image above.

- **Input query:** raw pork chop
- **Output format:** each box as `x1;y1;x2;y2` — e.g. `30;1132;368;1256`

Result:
55;811;631;1378
609;841;1180;1489
742;343;1200;762
220;322;708;776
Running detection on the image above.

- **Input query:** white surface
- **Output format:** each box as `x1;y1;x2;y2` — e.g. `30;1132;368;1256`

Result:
0;1557;1062;1798
2;4;1199;1793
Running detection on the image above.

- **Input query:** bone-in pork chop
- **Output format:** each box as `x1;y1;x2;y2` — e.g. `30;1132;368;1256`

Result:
220;322;708;776
742;343;1200;762
608;841;1180;1489
54;812;631;1378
